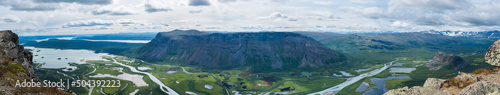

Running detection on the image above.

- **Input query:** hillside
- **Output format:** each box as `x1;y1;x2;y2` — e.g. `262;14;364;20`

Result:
135;29;347;72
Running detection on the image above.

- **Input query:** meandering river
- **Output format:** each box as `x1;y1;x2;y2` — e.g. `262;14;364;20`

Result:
309;59;398;95
110;56;179;95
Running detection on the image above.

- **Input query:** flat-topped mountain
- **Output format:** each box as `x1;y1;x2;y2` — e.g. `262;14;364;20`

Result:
137;29;346;71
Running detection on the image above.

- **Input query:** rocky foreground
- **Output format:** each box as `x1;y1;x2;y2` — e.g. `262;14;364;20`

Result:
385;39;500;95
0;30;66;95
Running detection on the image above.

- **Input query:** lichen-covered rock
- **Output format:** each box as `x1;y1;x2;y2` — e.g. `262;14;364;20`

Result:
485;39;500;66
458;81;500;95
384;86;451;95
456;72;480;82
424;78;447;89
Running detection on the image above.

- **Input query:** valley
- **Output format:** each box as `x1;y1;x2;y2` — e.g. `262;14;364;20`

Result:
21;30;500;95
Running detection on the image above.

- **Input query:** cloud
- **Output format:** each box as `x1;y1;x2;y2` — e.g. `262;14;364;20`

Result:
267;12;288;19
33;0;113;5
218;0;236;3
117;19;135;24
1;15;21;23
312;1;336;5
388;0;500;26
62;19;114;28
189;9;203;14
145;3;172;13
391;21;410;27
189;0;211;6
258;12;302;22
271;0;288;2
388;0;468;11
340;7;386;19
0;0;58;11
351;0;375;4
92;6;135;15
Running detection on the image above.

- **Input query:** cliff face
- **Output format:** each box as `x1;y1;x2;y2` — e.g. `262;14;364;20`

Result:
0;30;63;94
425;52;467;70
0;30;37;80
138;29;346;71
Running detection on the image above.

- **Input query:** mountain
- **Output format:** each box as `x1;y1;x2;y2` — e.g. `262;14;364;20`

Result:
0;30;65;94
422;30;500;39
425;52;467;70
294;32;347;42
135;29;346;72
319;32;461;52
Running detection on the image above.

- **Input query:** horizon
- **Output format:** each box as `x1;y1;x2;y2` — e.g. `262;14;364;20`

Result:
1;0;500;36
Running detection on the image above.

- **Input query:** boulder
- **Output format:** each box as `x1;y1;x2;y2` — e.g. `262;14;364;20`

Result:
485;39;500;66
423;78;447;89
458;81;500;95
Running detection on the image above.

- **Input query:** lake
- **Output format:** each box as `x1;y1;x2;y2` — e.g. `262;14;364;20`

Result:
25;46;109;69
357;76;410;95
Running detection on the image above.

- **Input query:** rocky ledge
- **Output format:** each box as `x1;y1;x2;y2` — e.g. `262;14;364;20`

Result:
0;30;66;94
385;70;500;95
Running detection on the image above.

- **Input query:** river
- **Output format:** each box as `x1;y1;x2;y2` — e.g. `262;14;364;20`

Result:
309;59;398;95
110;56;179;95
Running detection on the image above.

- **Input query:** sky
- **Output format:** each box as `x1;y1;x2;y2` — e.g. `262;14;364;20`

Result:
0;0;499;36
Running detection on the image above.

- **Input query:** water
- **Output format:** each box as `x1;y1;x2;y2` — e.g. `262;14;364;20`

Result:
109;56;179;95
389;68;416;73
25;46;109;69
309;59;398;95
355;82;369;93
362;76;410;95
339;71;353;77
356;69;371;72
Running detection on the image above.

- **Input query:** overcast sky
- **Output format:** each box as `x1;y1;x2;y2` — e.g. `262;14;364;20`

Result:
0;0;499;36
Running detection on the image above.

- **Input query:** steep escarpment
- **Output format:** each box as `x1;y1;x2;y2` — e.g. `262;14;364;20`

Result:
137;29;346;71
0;30;64;94
425;52;467;70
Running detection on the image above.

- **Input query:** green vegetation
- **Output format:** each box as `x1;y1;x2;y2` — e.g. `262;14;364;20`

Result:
385;78;411;90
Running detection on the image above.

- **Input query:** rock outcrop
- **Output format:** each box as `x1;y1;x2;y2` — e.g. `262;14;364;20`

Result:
385;40;500;95
485;39;500;66
384;86;451;95
426;52;467;70
423;78;447;89
458;81;500;95
0;30;37;80
137;29;346;71
384;72;500;95
0;30;64;94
